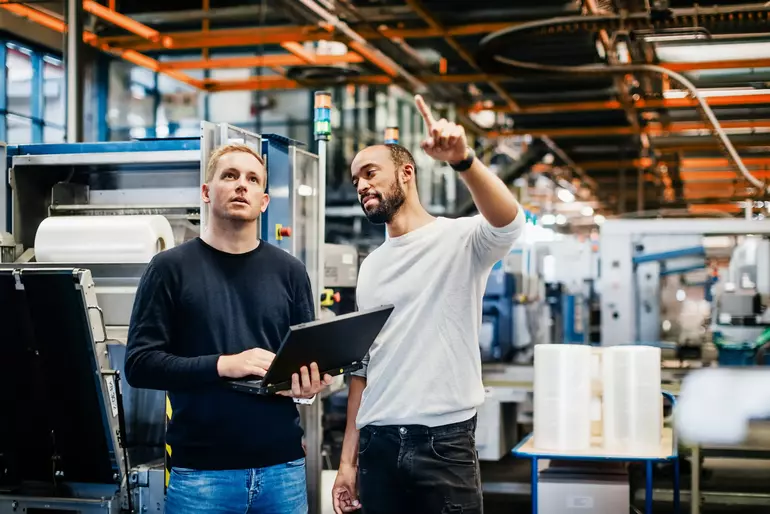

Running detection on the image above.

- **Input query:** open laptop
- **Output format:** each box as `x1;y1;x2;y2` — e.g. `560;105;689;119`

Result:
229;304;394;395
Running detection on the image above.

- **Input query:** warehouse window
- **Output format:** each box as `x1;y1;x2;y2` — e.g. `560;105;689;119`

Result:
2;41;65;144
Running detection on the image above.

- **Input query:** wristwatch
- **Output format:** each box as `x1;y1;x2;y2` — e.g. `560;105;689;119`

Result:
449;146;476;172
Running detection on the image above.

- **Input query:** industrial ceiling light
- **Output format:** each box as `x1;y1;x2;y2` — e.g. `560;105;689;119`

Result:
664;87;769;99
557;187;575;203
655;40;770;63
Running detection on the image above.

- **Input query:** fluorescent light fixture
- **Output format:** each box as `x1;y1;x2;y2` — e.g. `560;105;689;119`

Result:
594;214;606;225
541;214;556;225
581;205;594;217
664;87;770;99
645;34;709;43
656;41;770;63
555;214;567;225
557;188;575;203
469;109;496;129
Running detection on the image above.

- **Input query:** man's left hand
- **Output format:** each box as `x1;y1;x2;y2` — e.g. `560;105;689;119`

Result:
415;94;468;164
277;362;334;399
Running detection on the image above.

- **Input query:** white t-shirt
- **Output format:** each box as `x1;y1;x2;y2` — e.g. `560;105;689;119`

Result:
352;209;525;429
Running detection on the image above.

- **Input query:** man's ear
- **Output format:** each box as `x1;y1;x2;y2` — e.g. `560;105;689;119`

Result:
260;193;270;213
400;163;415;184
201;183;211;204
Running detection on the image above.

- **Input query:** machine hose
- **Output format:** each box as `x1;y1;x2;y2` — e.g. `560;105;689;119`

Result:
488;56;768;195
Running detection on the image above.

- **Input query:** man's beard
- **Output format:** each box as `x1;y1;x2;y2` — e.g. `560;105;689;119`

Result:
360;182;406;225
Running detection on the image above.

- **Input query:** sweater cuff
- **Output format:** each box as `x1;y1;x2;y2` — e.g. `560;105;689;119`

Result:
199;354;223;382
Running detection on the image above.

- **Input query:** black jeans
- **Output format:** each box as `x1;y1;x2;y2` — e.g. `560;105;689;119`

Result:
357;415;483;514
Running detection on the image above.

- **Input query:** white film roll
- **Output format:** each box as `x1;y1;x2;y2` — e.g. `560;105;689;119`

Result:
602;345;662;455
533;344;593;452
34;215;175;263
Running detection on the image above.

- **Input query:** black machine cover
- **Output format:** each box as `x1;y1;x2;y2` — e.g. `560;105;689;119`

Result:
0;268;120;492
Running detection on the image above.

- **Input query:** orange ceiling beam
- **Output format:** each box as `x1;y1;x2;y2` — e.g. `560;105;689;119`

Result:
201;75;299;92
688;204;745;214
471;93;770;114
680;157;770;169
680;170;770;181
82;0;172;48
0;3;200;89
487;119;770;138
663;58;770;72
647;119;770;136
280;41;317;64
159;52;364;70
98;21;518;51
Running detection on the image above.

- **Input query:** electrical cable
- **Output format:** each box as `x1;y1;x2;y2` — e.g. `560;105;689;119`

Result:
490;55;769;195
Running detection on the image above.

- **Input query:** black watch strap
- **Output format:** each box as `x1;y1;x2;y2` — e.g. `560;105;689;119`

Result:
449;147;475;172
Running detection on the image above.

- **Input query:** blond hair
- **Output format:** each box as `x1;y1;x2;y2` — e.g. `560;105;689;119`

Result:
205;143;266;182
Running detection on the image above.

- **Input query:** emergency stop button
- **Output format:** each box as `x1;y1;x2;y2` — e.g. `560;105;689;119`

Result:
276;224;292;240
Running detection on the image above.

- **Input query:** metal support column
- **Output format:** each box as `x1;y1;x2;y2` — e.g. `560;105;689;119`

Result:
66;0;84;142
302;90;332;514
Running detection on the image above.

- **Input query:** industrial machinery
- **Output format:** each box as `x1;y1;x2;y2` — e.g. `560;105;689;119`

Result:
599;218;770;354
0;122;326;513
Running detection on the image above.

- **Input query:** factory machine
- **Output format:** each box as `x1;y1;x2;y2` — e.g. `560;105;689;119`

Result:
599;218;770;359
0;122;327;513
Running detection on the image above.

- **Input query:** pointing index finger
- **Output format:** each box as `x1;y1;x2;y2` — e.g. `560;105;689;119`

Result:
414;94;435;128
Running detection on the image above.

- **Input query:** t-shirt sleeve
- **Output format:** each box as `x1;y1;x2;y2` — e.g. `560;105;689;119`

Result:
469;207;526;269
350;351;369;379
124;258;221;391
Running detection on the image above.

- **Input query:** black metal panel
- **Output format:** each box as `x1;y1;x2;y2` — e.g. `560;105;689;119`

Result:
0;269;117;492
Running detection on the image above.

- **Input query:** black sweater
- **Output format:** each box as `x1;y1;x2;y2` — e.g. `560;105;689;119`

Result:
124;237;315;470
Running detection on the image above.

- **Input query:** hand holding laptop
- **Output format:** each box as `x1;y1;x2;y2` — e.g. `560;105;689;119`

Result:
217;348;275;378
277;362;334;399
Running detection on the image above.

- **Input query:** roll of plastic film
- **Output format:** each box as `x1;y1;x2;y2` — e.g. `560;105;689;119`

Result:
602;345;662;455
533;344;593;452
34;215;175;263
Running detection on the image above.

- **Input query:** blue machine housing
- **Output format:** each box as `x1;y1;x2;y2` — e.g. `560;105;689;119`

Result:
3;135;304;250
481;261;516;362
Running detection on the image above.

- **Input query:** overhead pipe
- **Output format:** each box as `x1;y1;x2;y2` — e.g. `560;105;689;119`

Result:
293;0;428;93
489;55;769;194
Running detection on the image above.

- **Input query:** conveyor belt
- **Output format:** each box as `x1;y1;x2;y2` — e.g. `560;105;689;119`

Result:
0;268;121;492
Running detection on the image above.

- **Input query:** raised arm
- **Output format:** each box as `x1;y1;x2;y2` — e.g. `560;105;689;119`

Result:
414;95;524;266
414;95;519;228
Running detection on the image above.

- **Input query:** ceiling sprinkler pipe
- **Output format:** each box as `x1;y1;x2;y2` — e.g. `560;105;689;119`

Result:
491;55;768;195
295;0;428;93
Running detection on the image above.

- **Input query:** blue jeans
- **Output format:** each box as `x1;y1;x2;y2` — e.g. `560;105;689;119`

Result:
165;458;308;514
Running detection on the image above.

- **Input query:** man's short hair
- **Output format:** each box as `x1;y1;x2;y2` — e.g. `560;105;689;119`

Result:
385;144;416;172
205;143;266;182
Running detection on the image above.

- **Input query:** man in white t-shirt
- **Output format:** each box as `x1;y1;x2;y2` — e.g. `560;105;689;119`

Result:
332;95;525;514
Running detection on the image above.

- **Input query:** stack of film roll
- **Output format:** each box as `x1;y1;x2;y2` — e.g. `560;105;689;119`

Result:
533;344;593;451
34;215;176;263
602;345;662;455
